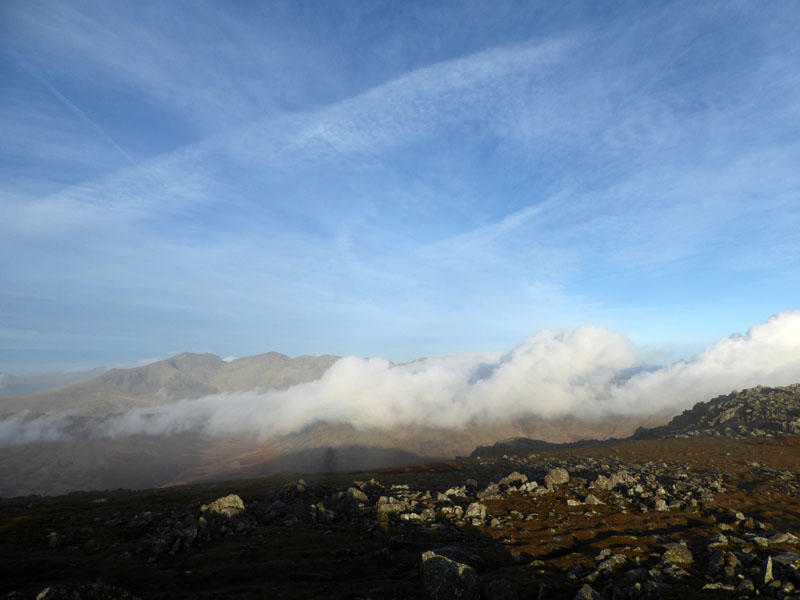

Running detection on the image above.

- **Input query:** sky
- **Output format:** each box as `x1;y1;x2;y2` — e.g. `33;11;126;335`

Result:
1;1;800;374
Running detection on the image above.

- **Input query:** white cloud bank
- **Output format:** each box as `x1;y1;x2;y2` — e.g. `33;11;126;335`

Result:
2;311;800;446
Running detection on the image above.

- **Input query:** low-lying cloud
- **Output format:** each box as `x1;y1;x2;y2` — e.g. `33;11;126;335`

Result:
3;311;800;446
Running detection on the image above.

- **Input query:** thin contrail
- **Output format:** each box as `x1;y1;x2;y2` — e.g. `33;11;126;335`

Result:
24;64;137;167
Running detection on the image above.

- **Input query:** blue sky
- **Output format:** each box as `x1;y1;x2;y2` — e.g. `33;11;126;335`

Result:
1;0;799;373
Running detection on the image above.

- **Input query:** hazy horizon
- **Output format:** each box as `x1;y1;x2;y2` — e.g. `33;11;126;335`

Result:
2;310;799;448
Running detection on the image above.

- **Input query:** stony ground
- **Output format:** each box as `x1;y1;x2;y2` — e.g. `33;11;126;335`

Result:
2;386;799;600
0;435;797;600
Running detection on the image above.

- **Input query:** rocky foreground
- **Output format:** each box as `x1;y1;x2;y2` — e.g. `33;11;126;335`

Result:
1;386;799;599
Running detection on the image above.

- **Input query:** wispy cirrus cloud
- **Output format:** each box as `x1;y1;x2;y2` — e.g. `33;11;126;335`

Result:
2;1;800;370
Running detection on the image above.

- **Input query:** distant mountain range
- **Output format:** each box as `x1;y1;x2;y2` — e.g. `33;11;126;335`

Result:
0;352;340;415
0;351;668;497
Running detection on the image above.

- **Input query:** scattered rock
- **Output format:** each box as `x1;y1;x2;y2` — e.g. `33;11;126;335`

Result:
584;493;604;505
598;553;627;572
420;551;480;600
662;542;693;566
464;502;487;524
545;468;570;487
761;554;773;585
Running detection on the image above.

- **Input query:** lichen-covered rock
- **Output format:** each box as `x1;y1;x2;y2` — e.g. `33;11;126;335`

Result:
421;551;480;600
662;542;693;565
761;555;773;585
200;494;245;518
598;554;627;572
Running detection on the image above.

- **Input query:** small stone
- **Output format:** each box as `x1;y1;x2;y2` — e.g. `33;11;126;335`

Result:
762;555;773;585
572;583;601;600
584;494;604;505
707;533;728;548
702;582;735;591
400;512;423;523
769;532;798;545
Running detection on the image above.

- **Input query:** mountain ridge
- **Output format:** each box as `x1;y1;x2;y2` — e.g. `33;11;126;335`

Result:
0;351;340;415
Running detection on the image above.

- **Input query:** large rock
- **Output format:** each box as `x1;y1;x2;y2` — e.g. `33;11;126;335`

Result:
428;546;485;570
200;494;245;518
545;468;570;487
421;551;480;600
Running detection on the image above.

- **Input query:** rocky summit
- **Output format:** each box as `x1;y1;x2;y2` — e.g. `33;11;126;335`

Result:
0;385;799;599
634;384;800;441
